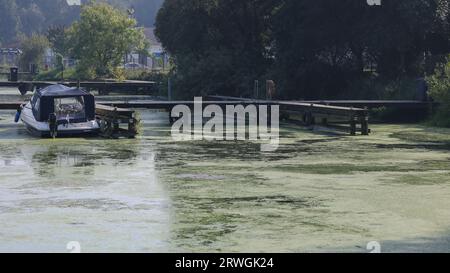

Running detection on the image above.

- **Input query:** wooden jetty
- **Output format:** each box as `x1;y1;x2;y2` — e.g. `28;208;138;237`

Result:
279;101;369;135
207;95;437;109
86;99;370;135
0;98;370;135
0;80;156;95
95;104;139;138
204;96;370;135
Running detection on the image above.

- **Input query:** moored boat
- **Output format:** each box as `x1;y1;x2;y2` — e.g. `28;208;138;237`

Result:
18;84;99;137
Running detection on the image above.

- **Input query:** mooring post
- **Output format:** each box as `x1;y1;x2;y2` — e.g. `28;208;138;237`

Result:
360;116;369;135
350;116;357;136
128;118;137;138
304;111;315;127
254;80;259;99
168;77;172;101
168;105;175;124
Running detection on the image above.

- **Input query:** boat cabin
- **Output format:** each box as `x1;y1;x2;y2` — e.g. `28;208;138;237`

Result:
30;85;95;123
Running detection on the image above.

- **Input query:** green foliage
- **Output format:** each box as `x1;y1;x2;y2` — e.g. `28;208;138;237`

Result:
272;0;449;99
0;1;162;46
427;56;450;127
47;25;69;56
123;70;170;97
18;34;49;71
344;76;420;100
0;0;79;45
156;0;450;100
67;3;149;79
155;0;275;98
0;0;19;44
428;57;450;102
34;67;77;81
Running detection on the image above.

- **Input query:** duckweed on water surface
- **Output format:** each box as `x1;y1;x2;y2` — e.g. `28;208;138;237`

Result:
1;108;450;252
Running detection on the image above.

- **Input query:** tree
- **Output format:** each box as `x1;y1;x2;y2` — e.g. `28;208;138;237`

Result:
18;34;49;71
47;25;69;56
155;0;277;98
67;3;149;78
16;0;81;36
427;55;450;127
271;0;450;99
0;1;162;46
155;0;449;100
0;0;19;45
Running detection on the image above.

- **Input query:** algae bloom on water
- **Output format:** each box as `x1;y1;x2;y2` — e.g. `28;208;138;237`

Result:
1;108;450;252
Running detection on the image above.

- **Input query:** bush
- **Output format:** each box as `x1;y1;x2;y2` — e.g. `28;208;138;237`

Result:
427;56;450;127
124;70;170;98
344;75;420;100
18;34;49;71
34;67;77;81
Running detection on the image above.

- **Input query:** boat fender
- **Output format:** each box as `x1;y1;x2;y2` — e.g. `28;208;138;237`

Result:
14;106;22;123
49;113;58;138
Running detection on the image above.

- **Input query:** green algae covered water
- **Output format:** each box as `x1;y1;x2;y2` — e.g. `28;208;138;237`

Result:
1;97;450;252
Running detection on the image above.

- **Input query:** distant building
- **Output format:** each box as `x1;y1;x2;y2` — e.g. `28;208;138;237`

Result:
0;48;22;67
43;48;56;70
124;27;169;71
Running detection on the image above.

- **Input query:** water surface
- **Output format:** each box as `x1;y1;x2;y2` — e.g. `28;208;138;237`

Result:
1;92;450;252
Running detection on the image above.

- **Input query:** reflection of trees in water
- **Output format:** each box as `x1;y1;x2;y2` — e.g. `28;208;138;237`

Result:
29;142;139;178
31;146;92;177
0;144;25;167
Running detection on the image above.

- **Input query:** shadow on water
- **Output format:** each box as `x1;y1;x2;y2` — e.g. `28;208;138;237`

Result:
379;232;450;253
374;143;450;151
27;142;139;178
337;231;450;253
153;135;346;166
168;194;324;250
0;138;142;190
266;159;450;175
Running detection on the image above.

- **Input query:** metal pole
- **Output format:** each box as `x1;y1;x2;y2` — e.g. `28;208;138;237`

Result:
168;77;172;101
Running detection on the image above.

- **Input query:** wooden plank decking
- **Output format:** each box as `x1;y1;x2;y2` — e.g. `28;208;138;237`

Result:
0;80;156;95
0;99;370;135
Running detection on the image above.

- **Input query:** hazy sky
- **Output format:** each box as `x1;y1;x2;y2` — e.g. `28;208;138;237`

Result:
66;0;81;5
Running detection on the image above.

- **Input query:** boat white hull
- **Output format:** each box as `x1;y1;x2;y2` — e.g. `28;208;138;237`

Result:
20;103;100;137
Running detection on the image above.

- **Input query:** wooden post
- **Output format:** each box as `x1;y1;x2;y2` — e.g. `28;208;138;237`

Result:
361;116;369;135
350;116;357;136
128;119;137;138
168;77;172;101
254;80;259;99
168;106;174;124
266;80;276;100
304;112;315;126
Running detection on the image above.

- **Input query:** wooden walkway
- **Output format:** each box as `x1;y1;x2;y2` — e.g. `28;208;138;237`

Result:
95;104;138;138
0;80;156;95
207;95;437;109
0;99;370;135
94;100;369;135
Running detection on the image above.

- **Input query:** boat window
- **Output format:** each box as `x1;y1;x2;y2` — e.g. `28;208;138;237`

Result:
35;98;40;113
32;97;41;120
54;97;86;120
31;94;38;106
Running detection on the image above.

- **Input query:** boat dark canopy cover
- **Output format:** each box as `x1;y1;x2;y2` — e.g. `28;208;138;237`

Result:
32;84;95;122
37;84;90;97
